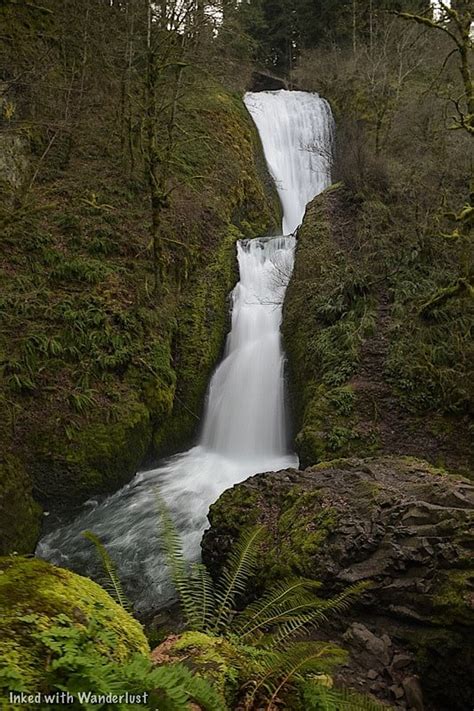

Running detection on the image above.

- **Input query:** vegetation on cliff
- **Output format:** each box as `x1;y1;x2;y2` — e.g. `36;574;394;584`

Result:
283;4;473;473
0;1;279;551
0;1;472;709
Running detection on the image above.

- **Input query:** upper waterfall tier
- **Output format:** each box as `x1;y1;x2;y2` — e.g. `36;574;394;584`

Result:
244;90;334;234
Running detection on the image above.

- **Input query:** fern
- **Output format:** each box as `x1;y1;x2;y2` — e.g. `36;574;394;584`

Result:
157;501;367;647
240;642;346;711
212;526;264;633
20;615;225;711
264;582;369;649
143;664;225;711
300;682;388;711
83;531;131;611
187;561;217;631
232;579;368;648
72;510;371;711
156;496;208;630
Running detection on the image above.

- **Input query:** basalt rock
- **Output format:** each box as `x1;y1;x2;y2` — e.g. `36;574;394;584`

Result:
202;456;474;710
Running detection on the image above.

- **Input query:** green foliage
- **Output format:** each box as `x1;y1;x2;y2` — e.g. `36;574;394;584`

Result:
158;509;364;641
0;556;150;700
50;257;112;285
156;504;369;710
283;182;472;471
328;387;355;416
300;682;388;711
1;614;223;711
385;270;473;413
83;531;131;611
0;17;280;551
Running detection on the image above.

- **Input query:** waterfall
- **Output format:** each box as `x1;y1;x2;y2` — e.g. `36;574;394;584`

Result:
244;90;334;235
36;90;334;613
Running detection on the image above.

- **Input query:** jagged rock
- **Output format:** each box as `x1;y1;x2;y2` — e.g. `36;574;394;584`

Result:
390;685;405;700
402;676;424;710
343;623;392;665
391;654;413;673
202;456;474;710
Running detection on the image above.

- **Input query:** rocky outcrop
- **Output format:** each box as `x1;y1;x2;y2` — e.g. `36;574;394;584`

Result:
282;186;473;475
249;71;289;92
0;556;149;700
202;456;474;710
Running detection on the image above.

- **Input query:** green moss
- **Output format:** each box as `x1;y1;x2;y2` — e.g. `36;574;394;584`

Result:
172;631;238;702
0;455;42;555
209;486;339;581
432;570;474;626
265;489;339;578
0;557;149;696
395;456;449;477
0;77;280;551
154;227;238;456
208;486;260;533
283;188;378;468
30;396;152;504
294;382;380;469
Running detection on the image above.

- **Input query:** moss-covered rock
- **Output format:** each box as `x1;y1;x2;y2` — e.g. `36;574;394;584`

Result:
202;456;474;710
152;631;237;706
204;456;474;622
0;557;149;697
30;397;152;505
154;228;239;457
282;186;378;468
0;456;42;555
282;184;473;474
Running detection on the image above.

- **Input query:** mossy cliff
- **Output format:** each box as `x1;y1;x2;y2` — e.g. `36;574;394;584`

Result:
0;456;41;555
0;79;280;552
202;456;474;710
282;185;473;474
0;556;149;700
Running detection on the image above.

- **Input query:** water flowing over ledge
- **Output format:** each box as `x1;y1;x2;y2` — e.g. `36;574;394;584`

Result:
37;90;334;613
244;90;334;235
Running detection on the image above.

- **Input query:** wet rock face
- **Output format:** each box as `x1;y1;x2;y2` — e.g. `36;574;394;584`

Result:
202;456;474;710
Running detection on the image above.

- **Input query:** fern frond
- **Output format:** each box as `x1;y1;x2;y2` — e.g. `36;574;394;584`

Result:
242;642;344;711
267;644;342;709
212;526;264;633
268;582;368;648
233;579;323;635
155;494;203;629
146;662;227;710
188;562;217;631
83;531;131;611
302;683;388;711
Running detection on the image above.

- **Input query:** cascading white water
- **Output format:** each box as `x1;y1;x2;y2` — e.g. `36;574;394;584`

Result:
244;90;334;235
201;236;293;460
36;90;334;612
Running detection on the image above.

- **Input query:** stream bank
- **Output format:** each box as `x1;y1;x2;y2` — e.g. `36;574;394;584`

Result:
0;83;280;554
202;455;474;710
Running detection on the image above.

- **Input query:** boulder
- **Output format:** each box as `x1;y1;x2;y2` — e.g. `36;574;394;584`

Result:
202;456;473;710
0;557;149;699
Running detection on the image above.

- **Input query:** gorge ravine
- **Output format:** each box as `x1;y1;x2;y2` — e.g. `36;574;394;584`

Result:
36;90;335;613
